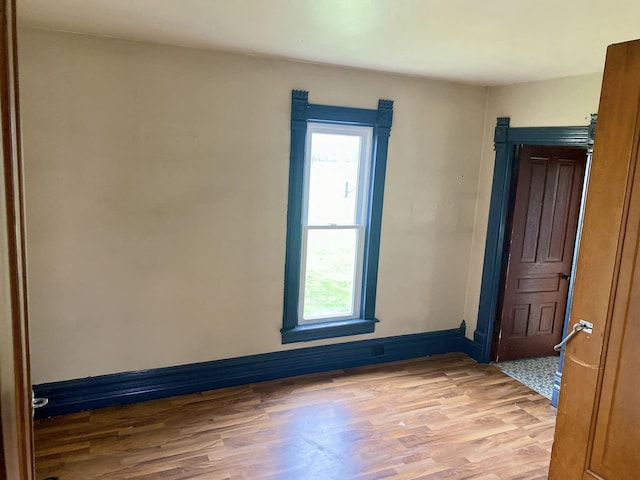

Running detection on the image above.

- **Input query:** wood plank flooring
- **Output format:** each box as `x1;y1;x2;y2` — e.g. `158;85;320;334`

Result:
34;353;556;480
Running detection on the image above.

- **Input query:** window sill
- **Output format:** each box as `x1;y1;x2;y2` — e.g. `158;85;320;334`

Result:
281;318;379;344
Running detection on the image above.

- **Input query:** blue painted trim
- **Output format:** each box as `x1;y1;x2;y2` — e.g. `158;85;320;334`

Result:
551;370;562;407
461;337;482;359
281;318;378;343
473;118;594;364
307;104;378;125
34;327;464;418
282;90;309;333
472;118;514;362
506;126;590;147
458;320;481;358
363;100;393;319
281;91;393;343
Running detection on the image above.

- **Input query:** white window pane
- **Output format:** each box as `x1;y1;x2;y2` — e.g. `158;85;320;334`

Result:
307;133;361;225
303;229;358;319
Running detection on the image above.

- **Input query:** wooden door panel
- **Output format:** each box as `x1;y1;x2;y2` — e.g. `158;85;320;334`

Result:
497;145;585;360
586;136;640;479
549;39;640;480
521;159;547;263
535;302;556;335
546;161;579;262
510;305;530;336
535;157;560;264
515;274;560;292
508;302;560;337
0;1;35;478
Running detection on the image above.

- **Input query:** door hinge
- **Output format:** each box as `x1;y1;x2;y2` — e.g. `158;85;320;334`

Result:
32;390;48;415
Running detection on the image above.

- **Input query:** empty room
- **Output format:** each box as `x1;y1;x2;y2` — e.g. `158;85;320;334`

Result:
1;1;639;479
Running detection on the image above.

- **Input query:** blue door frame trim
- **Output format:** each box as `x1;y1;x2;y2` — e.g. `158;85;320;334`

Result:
34;325;466;418
281;90;393;343
472;115;596;405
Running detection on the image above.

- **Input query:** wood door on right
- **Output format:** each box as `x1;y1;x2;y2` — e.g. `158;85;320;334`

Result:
549;38;640;480
0;0;36;477
496;145;586;361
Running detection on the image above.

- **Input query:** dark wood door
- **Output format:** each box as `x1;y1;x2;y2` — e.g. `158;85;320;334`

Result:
549;39;640;480
496;145;586;361
0;0;36;478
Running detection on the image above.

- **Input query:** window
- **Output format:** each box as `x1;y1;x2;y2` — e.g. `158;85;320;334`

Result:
300;123;372;323
282;90;393;343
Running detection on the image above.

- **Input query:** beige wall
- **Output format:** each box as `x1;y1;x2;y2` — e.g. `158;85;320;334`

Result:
463;73;604;338
18;28;488;384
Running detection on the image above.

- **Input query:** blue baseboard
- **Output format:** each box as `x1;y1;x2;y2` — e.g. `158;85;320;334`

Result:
461;337;482;361
34;327;473;418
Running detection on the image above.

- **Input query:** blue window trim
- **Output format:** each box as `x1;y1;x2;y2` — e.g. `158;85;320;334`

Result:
281;90;393;344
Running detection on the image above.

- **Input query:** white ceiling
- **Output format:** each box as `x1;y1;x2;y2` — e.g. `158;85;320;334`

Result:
17;0;640;85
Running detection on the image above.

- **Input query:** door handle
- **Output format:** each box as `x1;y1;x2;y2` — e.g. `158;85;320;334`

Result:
554;320;593;351
560;273;571;281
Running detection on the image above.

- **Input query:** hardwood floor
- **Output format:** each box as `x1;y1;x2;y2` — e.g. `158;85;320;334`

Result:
34;353;556;480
